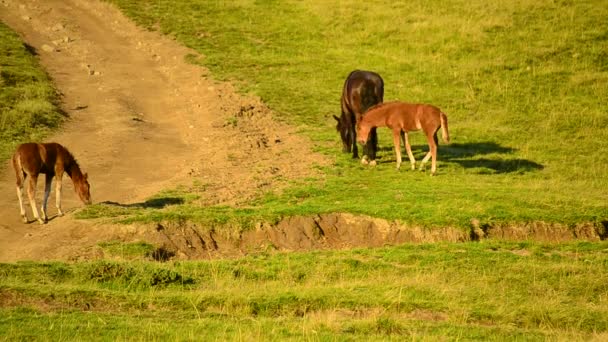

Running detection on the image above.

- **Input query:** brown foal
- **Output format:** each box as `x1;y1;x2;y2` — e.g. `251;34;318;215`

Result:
12;142;91;224
356;101;450;175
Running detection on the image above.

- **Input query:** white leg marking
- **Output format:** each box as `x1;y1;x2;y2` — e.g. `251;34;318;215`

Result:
16;185;27;223
41;176;52;222
26;177;44;224
403;132;416;170
55;175;64;216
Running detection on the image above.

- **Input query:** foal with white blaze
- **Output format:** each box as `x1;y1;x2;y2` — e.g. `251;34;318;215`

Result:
12;142;92;224
356;101;450;175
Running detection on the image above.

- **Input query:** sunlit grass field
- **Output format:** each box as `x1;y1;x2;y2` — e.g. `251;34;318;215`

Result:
2;3;608;339
78;0;608;229
1;241;607;340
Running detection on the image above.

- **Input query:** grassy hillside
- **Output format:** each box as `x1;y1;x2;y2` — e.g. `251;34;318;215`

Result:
0;22;64;161
2;241;607;339
89;0;608;229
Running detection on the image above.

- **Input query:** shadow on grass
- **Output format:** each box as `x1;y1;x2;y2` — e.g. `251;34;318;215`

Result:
441;142;543;174
375;141;543;174
101;197;185;209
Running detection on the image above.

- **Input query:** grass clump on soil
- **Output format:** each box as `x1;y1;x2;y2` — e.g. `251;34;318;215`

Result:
93;0;608;229
0;22;64;161
1;241;607;339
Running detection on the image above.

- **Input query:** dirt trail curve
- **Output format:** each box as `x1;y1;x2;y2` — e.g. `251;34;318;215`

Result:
0;0;326;261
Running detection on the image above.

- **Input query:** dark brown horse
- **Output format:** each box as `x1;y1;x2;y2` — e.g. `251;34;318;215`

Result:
333;70;383;164
12;142;91;224
356;101;450;175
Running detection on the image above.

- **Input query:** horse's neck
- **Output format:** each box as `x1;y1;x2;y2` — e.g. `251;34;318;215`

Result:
367;109;389;128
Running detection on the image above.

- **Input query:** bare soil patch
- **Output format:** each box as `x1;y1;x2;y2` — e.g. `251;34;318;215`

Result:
0;0;327;261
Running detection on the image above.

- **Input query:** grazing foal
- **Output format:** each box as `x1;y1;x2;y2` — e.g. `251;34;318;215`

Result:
356;101;450;175
12;142;91;224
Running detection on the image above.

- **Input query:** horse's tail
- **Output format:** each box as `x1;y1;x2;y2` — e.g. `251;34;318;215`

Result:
440;112;450;143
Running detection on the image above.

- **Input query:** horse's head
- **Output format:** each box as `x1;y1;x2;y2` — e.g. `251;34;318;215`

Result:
333;114;352;153
356;120;371;145
76;172;92;205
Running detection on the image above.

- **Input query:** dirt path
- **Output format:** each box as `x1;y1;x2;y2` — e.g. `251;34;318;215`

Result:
0;0;326;261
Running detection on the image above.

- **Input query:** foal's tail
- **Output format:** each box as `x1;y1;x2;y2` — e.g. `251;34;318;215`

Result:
440;112;450;143
11;151;24;187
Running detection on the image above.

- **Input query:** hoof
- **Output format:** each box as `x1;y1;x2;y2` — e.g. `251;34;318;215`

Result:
369;160;377;167
360;156;369;165
57;211;64;217
410;164;416;171
21;216;28;224
37;218;46;225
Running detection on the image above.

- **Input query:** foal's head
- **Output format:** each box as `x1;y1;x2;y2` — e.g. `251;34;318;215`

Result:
356;120;372;145
75;172;92;205
333;114;353;153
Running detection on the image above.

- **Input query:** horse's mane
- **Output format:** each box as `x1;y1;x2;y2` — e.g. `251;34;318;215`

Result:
51;143;83;177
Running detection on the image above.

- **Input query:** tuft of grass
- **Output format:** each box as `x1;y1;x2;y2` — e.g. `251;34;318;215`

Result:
98;241;157;260
0;22;64;160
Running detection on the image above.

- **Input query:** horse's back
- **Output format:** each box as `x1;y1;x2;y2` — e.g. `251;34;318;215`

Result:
14;142;67;175
342;70;384;116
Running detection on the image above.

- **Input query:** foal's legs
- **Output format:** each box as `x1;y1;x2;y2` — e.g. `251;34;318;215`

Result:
26;174;45;224
55;173;64;216
420;131;439;175
13;156;28;222
41;174;53;222
393;129;403;170
402;131;416;170
16;180;27;223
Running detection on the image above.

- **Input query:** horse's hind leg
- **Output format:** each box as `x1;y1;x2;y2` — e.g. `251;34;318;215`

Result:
26;175;45;224
13;157;28;223
16;181;27;223
403;131;416;170
421;131;439;175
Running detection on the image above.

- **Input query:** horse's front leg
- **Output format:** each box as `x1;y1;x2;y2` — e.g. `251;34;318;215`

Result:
55;173;64;216
40;174;53;222
393;129;402;170
351;126;360;160
26;175;44;224
365;127;378;166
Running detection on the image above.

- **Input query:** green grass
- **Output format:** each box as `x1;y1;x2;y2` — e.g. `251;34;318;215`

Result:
83;0;608;229
1;241;607;339
0;22;64;161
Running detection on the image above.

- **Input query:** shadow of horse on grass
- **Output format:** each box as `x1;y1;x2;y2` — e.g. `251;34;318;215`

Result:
376;141;543;174
101;197;185;209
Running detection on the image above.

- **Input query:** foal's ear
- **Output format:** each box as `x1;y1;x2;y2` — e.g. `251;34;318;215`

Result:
333;115;340;122
84;172;88;180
